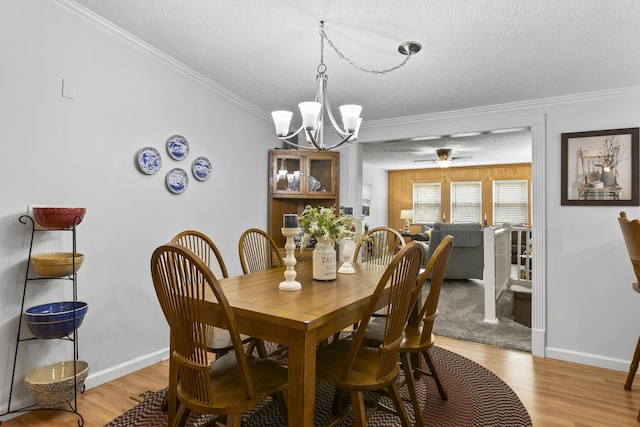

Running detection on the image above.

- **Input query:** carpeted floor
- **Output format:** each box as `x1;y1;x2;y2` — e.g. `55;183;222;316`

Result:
430;279;532;352
105;346;531;427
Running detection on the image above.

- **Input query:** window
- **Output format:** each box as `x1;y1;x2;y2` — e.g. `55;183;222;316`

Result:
493;180;528;225
413;182;441;223
451;181;482;222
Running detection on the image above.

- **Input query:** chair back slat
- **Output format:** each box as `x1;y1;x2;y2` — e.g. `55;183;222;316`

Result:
354;227;406;265
414;235;454;346
345;241;424;382
172;230;229;279
239;228;283;274
151;243;254;405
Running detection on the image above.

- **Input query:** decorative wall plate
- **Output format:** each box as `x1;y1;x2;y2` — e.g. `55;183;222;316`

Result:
191;156;212;181
137;147;162;175
166;168;189;194
166;135;189;161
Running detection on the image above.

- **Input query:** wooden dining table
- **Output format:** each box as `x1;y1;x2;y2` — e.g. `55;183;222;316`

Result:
207;261;388;426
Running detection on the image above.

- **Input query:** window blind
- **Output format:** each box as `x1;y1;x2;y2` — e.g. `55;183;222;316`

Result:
413;182;441;223
493;180;528;225
451;181;482;223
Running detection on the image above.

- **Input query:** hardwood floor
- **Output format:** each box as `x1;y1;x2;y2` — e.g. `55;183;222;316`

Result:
2;336;639;426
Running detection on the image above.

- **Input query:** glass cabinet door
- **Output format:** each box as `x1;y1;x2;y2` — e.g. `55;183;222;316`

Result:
273;155;303;194
307;156;335;195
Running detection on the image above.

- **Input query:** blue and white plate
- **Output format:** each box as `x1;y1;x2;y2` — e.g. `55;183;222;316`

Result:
166;135;189;161
137;147;162;175
166;168;189;194
192;156;212;181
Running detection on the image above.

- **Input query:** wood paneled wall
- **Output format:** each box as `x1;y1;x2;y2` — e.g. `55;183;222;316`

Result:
388;163;532;232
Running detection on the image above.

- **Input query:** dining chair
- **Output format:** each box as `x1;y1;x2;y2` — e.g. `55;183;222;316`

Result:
238;228;283;274
352;227;407;319
353;226;406;266
315;241;425;427
363;235;454;427
618;212;640;422
171;230;267;359
151;243;288;427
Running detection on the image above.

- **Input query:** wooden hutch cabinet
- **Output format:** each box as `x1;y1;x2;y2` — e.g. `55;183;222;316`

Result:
268;149;339;246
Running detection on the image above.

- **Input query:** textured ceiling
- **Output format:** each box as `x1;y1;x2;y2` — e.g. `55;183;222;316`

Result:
69;0;640;169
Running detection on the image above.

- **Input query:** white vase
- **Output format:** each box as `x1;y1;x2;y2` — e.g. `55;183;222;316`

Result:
313;238;336;280
338;238;356;274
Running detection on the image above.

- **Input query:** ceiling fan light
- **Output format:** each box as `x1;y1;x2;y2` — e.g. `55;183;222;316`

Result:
436;159;452;168
436;148;452;160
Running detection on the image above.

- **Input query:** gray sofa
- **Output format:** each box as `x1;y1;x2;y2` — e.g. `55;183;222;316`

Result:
424;222;484;280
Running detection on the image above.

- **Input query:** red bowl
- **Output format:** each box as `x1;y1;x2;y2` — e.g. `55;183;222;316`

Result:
32;208;86;229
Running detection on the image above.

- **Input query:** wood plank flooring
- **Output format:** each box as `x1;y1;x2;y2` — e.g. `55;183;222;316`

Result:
2;336;639;426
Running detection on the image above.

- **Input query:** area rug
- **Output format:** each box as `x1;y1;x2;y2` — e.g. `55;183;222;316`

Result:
105;346;531;426
431;279;532;352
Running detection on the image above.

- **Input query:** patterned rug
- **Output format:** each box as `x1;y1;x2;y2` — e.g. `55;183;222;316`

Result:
105;346;531;426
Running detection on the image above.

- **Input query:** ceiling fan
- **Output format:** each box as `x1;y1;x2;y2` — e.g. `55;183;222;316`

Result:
413;148;473;168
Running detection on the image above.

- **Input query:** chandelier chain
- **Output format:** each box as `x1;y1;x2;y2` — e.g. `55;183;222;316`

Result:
319;24;414;75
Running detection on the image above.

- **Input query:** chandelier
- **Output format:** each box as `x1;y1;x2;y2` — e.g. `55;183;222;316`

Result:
271;21;421;151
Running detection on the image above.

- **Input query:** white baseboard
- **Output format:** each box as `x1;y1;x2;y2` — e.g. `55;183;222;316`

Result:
83;347;170;390
545;346;630;372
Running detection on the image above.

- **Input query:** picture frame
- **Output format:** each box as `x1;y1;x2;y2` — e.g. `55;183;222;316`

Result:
561;127;639;206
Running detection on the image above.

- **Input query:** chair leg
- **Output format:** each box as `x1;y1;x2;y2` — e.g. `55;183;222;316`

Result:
172;404;189;427
225;413;242;427
423;349;448;400
400;352;425;427
254;338;268;359
350;391;368;427
164;356;179;425
387;383;411;427
331;386;344;414
625;336;640;390
275;391;288;422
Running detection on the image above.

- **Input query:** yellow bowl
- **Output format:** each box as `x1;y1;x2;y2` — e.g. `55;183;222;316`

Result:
31;253;84;277
24;360;89;408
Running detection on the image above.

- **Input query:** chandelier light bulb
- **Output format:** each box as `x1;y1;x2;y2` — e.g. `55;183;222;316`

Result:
299;102;321;130
349;117;363;141
271;111;293;137
339;104;362;133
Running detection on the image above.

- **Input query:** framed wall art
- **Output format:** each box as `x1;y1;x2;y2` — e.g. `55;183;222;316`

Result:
561;127;639;206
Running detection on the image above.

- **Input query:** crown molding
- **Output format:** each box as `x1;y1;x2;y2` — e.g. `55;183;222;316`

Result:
47;0;269;120
364;85;640;130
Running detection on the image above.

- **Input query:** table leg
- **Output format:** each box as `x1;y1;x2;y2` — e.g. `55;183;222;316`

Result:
287;329;317;426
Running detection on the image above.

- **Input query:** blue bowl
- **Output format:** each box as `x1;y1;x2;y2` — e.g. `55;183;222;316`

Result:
23;302;88;339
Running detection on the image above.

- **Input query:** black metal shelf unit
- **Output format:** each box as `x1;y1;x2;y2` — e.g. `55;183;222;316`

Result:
1;214;84;426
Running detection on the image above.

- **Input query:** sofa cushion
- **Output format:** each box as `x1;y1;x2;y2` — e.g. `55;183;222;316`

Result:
433;223;483;247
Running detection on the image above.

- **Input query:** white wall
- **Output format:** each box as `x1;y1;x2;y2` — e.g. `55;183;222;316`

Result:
362;164;389;229
0;0;274;413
